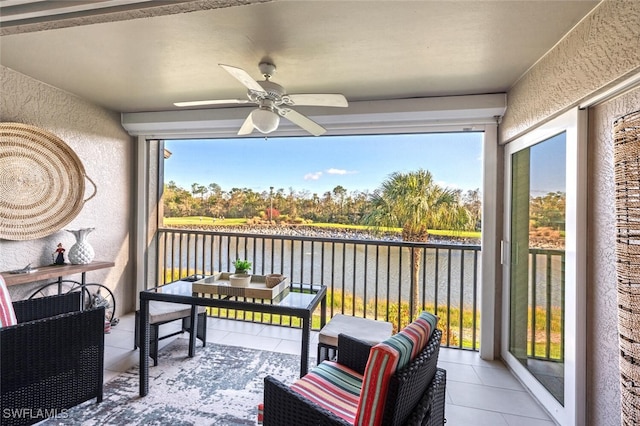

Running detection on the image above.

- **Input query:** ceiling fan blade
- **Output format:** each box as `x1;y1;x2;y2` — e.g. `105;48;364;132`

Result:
174;99;249;107
277;107;326;136
219;64;265;93
285;93;348;108
237;114;254;135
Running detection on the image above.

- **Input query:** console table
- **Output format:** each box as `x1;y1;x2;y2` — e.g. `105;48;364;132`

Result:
1;261;115;287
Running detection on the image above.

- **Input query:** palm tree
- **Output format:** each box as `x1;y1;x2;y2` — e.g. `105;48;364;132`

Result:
362;169;472;318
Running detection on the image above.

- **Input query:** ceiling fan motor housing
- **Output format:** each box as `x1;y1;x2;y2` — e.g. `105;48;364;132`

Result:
258;62;276;78
249;80;286;104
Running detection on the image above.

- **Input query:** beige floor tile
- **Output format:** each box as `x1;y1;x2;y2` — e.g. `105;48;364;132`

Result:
103;346;138;372
207;317;266;335
445;404;509;425
448;381;550;419
215;331;281;352
440;347;506;369
272;338;305;356
473;364;526;390
104;328;134;350
438;360;483;384
502;413;556;426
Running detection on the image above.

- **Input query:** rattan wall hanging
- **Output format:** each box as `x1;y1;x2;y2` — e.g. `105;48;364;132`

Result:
614;109;640;426
0;122;96;241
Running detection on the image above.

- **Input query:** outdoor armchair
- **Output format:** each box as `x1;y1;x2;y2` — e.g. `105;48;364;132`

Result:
0;292;105;426
261;312;446;426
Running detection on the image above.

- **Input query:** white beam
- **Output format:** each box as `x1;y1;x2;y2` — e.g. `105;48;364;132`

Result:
121;94;507;139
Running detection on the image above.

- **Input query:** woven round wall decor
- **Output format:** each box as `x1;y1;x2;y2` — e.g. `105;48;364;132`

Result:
0;122;97;241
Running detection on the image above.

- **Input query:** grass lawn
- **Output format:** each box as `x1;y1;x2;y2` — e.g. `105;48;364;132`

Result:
162;216;481;240
163;216;244;226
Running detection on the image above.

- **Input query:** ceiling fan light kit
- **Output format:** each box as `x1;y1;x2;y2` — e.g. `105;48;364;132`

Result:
174;62;348;136
251;108;280;134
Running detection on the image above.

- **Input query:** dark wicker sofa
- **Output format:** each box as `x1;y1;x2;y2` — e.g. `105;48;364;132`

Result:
262;312;446;426
0;292;105;426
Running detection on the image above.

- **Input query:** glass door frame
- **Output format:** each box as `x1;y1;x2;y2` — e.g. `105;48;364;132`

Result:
501;108;587;425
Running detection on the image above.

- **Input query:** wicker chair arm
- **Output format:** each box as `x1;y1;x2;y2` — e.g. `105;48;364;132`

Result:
382;328;443;425
336;333;372;374
263;375;351;426
12;292;81;323
403;368;447;426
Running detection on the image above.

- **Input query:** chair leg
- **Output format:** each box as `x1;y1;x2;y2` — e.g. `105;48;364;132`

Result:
198;311;207;347
150;324;159;366
134;311;139;350
182;311;207;346
135;310;160;366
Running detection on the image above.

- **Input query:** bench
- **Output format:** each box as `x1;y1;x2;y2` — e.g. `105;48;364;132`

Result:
134;301;207;366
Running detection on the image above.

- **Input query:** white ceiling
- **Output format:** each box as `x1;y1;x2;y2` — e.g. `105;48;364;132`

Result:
0;0;601;115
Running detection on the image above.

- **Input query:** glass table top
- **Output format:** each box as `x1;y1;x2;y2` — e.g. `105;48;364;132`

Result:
143;278;324;309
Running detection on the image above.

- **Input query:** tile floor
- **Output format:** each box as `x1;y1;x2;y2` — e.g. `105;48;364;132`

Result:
104;313;556;426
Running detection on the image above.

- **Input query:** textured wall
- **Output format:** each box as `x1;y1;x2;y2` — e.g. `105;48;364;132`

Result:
0;65;135;315
588;87;640;426
502;0;640;143
502;1;640;423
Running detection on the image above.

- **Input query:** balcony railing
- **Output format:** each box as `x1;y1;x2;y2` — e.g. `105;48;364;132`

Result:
155;228;566;359
529;248;565;362
155;228;567;360
156;228;482;351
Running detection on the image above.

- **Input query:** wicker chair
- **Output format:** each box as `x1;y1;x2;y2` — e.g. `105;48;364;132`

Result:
262;312;446;426
0;292;105;426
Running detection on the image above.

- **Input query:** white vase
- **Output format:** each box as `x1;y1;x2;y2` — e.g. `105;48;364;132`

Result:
66;227;95;264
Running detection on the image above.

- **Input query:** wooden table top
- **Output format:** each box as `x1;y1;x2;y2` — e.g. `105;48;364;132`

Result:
1;261;115;286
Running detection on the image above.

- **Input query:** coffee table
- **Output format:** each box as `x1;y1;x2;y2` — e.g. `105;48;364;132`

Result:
138;279;326;397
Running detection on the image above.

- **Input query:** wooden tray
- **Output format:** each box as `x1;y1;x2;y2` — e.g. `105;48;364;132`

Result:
192;272;288;299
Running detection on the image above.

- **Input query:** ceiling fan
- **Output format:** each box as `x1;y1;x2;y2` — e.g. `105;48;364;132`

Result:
174;62;348;136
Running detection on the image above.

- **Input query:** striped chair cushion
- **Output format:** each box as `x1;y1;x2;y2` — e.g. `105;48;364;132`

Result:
290;360;364;424
355;311;438;426
0;275;17;328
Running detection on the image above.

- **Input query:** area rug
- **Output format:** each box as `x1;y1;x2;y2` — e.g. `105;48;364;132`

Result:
44;340;302;425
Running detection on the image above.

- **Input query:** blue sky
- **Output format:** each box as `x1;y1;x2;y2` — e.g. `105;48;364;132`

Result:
529;132;566;197
164;132;484;195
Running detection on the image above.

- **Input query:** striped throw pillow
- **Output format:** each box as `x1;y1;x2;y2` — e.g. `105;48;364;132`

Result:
0;275;17;327
354;311;438;426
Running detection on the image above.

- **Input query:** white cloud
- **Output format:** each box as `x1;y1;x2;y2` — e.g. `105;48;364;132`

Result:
326;168;357;175
304;168;357;181
304;171;323;181
437;180;460;190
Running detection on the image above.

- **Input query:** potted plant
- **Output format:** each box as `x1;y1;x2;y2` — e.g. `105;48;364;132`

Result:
233;259;252;274
230;259;252;287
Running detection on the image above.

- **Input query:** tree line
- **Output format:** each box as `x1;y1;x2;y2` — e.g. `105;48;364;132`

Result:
163;174;483;230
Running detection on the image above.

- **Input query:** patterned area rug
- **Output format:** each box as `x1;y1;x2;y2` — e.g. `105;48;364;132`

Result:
45;340;301;425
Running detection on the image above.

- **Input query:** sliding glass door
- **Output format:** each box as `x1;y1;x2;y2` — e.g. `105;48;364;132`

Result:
502;109;586;425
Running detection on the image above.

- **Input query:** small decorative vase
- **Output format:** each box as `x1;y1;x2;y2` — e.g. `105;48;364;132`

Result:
66;227;95;264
